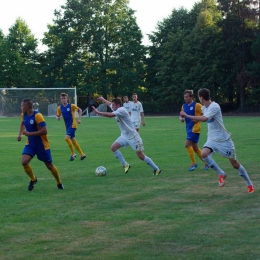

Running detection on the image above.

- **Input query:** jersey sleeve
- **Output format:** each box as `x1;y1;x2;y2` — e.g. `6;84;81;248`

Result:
203;103;219;119
20;113;24;122
71;104;79;112
113;107;128;117
56;106;61;117
35;113;46;128
195;103;203;116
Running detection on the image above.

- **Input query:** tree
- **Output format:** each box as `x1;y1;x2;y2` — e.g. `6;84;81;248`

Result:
246;32;260;104
0;30;7;87
146;0;222;110
42;0;146;97
146;0;260;113
146;7;194;112
3;18;41;87
217;0;259;110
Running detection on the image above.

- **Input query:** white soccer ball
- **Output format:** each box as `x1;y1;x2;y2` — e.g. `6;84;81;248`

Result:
95;166;107;177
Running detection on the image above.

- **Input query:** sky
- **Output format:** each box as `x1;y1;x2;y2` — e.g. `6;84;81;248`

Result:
0;0;198;50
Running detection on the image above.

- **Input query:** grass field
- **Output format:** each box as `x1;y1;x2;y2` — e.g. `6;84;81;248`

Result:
0;116;259;260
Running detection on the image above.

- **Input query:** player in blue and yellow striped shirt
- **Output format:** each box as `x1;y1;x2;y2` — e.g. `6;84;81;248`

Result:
56;93;86;161
17;98;64;191
180;90;208;171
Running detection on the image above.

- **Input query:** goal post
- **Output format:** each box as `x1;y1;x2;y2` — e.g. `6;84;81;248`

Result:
0;88;77;117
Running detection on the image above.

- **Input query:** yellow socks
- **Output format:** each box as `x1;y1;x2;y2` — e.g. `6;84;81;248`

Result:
65;137;74;154
50;166;62;184
23;164;36;181
187;146;196;165
72;140;84;156
65;137;84;157
195;148;205;163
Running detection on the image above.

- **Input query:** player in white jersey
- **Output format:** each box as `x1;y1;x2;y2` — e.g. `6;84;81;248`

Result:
122;96;132;114
180;88;254;193
92;97;161;175
129;93;145;132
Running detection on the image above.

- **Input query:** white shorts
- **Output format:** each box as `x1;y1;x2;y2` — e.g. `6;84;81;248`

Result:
203;138;237;160
132;121;141;129
115;134;144;151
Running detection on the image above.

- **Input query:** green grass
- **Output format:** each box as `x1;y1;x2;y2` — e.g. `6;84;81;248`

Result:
0;116;259;260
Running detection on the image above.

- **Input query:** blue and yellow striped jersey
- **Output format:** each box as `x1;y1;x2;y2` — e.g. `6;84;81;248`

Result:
181;102;202;134
21;111;50;150
57;103;78;129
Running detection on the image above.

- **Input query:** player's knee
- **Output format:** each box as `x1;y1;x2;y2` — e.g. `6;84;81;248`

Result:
201;152;208;159
136;151;144;160
231;161;239;169
46;163;54;171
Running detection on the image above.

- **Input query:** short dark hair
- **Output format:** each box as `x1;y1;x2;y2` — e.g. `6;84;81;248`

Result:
112;98;122;106
184;89;193;97
60;93;68;98
198;88;210;101
22;98;33;108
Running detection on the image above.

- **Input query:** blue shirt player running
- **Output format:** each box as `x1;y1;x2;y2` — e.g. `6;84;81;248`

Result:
17;98;64;191
56;93;86;161
180;90;209;171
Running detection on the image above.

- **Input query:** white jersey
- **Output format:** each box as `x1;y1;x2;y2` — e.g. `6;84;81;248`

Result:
112;106;138;139
123;101;132;113
130;101;143;122
202;102;231;142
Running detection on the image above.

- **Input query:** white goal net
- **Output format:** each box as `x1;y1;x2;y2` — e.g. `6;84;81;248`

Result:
0;88;76;117
48;103;58;117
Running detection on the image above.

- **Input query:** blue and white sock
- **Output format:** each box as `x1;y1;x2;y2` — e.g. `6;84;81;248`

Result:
203;156;225;175
144;156;159;170
113;150;127;166
238;164;252;185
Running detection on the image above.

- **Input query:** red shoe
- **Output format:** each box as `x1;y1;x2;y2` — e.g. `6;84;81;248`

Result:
219;173;227;187
247;185;254;193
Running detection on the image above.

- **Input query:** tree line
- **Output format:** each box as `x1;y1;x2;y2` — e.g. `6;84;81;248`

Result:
0;0;260;114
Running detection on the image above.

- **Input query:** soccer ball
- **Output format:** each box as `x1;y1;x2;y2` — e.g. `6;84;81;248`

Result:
95;166;107;177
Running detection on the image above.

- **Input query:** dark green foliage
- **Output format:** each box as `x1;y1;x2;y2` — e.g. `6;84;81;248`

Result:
146;0;260;111
1;0;260;113
0;18;42;88
42;0;146;97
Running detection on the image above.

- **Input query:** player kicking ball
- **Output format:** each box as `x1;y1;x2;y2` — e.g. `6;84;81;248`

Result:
92;97;161;175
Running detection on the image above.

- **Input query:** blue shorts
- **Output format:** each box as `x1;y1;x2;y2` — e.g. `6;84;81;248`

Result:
186;132;200;143
66;127;76;138
22;145;53;163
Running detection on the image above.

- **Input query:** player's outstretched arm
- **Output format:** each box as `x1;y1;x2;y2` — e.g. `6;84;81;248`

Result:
98;96;111;107
180;111;208;122
92;106;115;118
